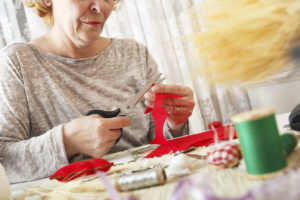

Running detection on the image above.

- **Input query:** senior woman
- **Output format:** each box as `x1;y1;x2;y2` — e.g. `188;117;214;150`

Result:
0;0;195;183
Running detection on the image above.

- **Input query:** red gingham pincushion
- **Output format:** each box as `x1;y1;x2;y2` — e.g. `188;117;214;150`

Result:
206;143;242;168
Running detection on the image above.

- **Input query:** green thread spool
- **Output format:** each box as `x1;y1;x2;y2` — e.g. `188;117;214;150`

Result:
232;108;287;179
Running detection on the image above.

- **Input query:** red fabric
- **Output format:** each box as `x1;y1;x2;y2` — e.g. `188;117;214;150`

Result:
144;93;237;159
150;93;182;145
144;107;153;114
144;126;237;158
208;121;223;130
206;143;241;167
50;158;113;182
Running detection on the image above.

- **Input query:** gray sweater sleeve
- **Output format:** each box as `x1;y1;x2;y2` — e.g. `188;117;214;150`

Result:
0;53;69;183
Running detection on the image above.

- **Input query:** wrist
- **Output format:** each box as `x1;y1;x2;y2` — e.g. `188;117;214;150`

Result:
62;124;77;158
166;120;185;137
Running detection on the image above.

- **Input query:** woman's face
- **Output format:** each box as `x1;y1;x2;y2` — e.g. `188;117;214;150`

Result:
51;0;114;44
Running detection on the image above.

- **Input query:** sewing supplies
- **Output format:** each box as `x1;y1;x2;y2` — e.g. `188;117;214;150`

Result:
280;132;298;155
50;158;113;182
0;163;11;200
208;121;223;130
144;92;238;158
292;42;300;61
146;93;182;145
85;73;165;143
182;143;242;168
206;143;242;168
165;154;197;180
96;171;122;200
174;146;197;155
232;108;288;179
289;103;300;131
86;72;164;117
112;164;168;178
115;168;167;191
190;0;300;85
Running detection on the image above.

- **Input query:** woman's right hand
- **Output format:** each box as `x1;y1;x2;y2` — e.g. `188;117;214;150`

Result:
62;115;131;158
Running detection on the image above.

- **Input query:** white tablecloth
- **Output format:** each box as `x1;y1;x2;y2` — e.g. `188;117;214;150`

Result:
9;112;292;196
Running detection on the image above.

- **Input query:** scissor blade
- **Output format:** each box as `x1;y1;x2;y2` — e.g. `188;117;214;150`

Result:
125;73;164;112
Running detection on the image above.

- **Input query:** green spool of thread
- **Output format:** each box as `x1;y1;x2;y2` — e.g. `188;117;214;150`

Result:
232;108;287;179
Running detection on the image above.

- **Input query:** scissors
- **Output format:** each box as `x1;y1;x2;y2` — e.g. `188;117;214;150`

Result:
85;73;165;143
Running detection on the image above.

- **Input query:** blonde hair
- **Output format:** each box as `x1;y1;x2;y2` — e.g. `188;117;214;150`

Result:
24;0;121;27
24;0;53;27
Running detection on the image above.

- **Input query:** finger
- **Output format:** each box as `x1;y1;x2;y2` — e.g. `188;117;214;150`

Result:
167;115;189;125
100;129;121;141
144;99;154;108
164;105;192;115
88;114;104;119
103;117;131;129
162;98;195;109
109;129;122;140
151;85;193;96
144;91;156;101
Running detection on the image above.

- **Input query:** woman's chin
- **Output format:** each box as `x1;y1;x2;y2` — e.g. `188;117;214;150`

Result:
80;34;101;44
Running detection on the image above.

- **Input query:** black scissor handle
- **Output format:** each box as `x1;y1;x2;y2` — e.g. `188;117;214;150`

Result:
85;108;122;144
85;108;121;118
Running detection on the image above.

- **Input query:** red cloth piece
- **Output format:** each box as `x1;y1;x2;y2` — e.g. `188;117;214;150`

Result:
144;126;237;158
208;121;223;130
149;93;182;145
144;92;237;158
144;107;153;114
50;158;113;182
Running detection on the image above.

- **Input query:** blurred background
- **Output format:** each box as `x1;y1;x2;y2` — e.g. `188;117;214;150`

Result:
1;0;299;133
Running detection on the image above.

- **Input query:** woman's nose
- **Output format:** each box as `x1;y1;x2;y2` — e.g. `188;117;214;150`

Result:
91;4;101;14
91;0;112;13
92;6;100;13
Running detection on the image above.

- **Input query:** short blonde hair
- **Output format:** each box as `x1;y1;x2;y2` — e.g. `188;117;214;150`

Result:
24;0;120;27
24;0;53;27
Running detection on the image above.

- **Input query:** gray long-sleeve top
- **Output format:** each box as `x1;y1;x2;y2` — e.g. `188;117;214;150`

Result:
0;38;187;183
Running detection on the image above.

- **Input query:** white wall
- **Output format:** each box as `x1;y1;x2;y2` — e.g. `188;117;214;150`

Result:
247;79;300;114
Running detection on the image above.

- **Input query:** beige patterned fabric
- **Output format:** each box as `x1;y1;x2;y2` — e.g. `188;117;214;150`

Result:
0;38;188;183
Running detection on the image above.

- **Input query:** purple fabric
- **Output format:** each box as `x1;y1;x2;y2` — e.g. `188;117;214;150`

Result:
171;157;300;200
96;171;122;200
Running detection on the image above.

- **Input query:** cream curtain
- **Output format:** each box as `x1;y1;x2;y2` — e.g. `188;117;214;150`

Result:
0;0;251;133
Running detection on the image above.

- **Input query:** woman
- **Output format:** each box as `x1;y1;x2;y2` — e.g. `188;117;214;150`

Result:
0;0;195;183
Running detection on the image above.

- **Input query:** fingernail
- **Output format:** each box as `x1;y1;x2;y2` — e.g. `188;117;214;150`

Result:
152;85;158;92
144;93;149;98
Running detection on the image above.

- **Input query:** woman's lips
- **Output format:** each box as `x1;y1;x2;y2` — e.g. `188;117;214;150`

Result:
83;21;101;27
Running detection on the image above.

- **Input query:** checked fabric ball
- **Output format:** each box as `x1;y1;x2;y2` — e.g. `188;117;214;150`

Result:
206;143;242;168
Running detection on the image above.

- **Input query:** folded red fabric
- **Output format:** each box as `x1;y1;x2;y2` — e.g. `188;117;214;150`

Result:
50;158;113;182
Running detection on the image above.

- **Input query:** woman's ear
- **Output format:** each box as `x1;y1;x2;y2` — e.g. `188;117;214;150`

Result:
43;0;52;7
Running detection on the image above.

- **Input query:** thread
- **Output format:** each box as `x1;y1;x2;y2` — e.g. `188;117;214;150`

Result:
232;108;287;178
0;163;11;200
115;168;166;191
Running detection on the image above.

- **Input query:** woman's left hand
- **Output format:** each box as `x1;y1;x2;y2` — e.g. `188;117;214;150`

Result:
144;84;195;135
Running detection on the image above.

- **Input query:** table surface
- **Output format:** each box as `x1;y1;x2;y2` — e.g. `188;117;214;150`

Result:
10;112;295;199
